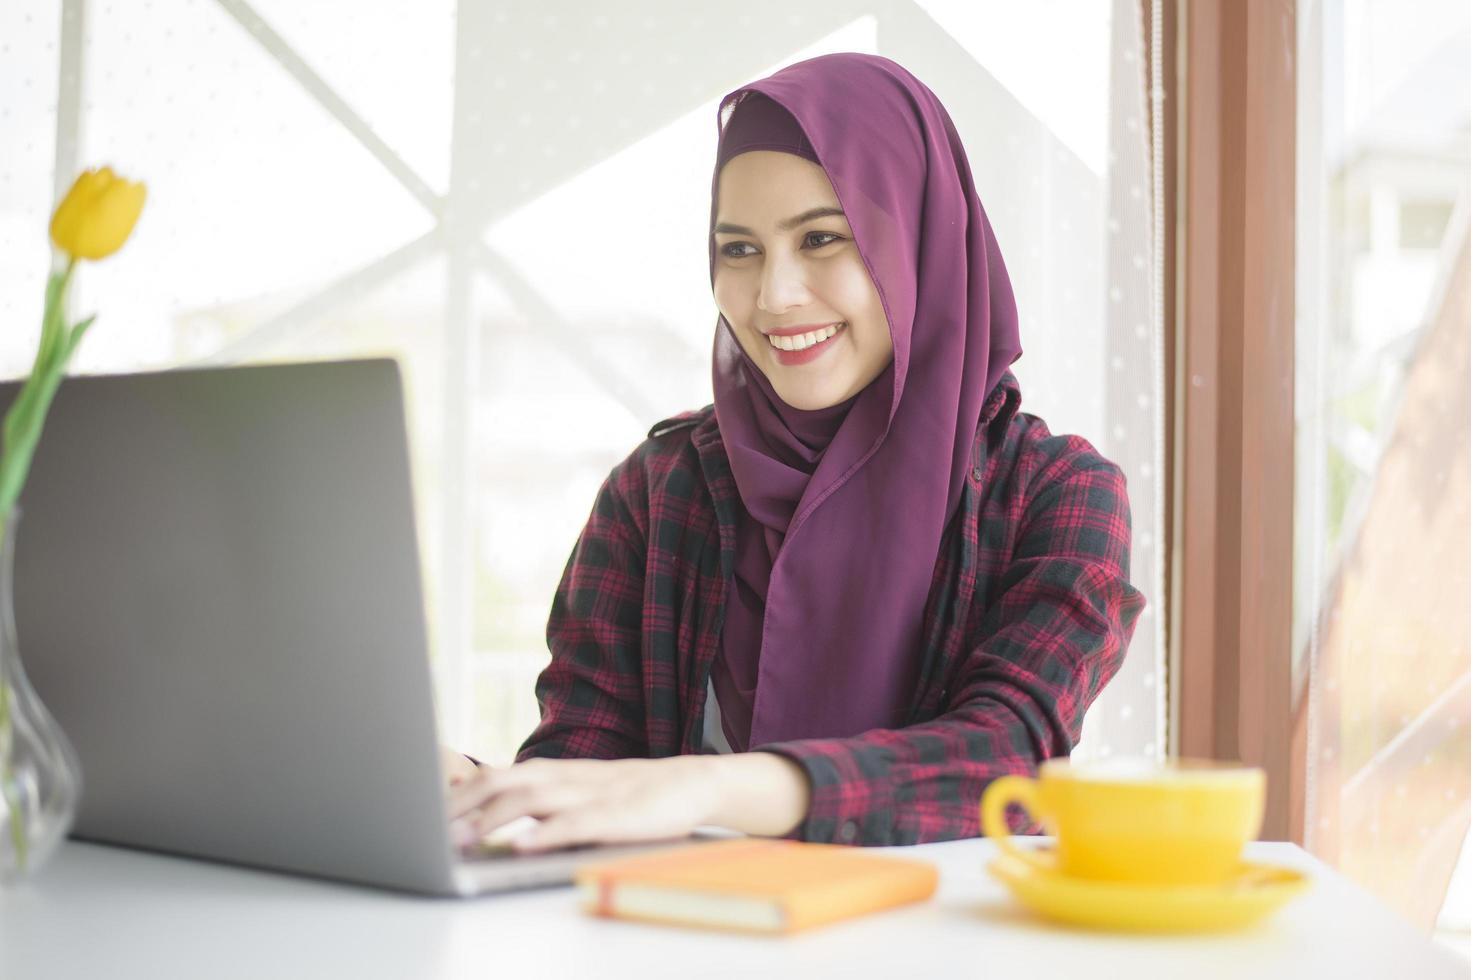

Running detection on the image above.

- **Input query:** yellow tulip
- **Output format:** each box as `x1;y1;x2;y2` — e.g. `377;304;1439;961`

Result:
48;166;147;261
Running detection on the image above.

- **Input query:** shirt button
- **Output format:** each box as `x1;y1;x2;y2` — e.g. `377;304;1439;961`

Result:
839;821;858;842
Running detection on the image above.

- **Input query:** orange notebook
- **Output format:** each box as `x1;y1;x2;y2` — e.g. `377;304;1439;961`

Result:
574;838;939;935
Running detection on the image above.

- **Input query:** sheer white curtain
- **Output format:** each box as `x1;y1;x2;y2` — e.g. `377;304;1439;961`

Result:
1297;0;1471;947
0;0;1164;767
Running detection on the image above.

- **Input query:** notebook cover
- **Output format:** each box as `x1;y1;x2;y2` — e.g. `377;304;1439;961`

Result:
574;838;939;934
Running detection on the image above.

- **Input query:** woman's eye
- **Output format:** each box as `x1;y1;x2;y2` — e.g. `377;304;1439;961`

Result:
719;232;841;259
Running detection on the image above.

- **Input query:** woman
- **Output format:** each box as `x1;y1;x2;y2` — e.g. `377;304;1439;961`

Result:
445;52;1145;853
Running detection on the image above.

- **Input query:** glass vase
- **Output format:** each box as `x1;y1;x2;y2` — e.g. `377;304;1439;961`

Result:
0;506;83;884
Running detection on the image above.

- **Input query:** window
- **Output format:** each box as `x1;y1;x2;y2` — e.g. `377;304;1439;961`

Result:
1297;0;1471;956
1;1;1163;775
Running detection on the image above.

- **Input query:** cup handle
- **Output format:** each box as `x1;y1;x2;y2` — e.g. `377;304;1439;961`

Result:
980;775;1055;875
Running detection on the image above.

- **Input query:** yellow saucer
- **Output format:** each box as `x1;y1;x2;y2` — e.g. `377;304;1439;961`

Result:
987;848;1311;933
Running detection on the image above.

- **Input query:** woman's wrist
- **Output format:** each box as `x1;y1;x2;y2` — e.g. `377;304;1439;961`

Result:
697;751;811;838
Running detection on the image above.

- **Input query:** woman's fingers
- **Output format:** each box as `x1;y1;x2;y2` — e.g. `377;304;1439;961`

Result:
446;758;545;819
446;768;495;821
511;807;600;853
512;803;689;854
439;745;480;788
457;782;586;844
447;760;602;846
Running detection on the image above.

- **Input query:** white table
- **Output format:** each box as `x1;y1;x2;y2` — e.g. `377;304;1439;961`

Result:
2;838;1468;979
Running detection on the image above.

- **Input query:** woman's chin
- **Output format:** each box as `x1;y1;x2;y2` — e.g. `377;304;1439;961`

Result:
774;381;849;411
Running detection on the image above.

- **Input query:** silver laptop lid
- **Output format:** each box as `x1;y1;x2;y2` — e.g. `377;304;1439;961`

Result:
4;359;457;894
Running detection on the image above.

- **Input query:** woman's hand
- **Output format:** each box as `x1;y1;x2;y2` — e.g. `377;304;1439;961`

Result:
447;756;723;855
446;753;812;854
439;744;481;788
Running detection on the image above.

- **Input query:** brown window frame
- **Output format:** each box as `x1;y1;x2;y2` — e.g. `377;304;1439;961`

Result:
1160;0;1308;844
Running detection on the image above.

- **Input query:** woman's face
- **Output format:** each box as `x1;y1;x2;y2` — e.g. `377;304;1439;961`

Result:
712;151;892;411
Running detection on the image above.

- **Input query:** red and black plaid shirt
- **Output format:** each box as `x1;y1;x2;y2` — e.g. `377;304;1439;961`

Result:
516;371;1146;845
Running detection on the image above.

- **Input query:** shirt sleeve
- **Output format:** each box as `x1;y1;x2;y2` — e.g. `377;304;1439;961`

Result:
514;461;651;761
755;454;1146;846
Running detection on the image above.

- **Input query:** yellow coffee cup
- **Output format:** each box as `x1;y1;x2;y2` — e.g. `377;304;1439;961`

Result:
980;757;1265;886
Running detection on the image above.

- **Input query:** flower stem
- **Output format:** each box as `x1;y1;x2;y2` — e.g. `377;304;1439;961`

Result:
0;259;77;517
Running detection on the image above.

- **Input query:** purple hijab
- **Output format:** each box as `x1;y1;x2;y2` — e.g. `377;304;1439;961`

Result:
707;53;1023;751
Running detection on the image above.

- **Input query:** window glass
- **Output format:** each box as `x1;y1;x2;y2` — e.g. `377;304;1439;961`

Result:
1297;0;1471;958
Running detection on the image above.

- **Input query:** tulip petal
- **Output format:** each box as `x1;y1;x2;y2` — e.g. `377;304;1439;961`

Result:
48;168;146;261
49;168;114;256
72;182;146;259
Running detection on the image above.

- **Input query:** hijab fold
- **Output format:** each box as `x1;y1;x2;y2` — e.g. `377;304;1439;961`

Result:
707;54;1023;751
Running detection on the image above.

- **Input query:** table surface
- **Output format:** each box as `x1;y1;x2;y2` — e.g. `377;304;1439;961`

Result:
3;837;1469;980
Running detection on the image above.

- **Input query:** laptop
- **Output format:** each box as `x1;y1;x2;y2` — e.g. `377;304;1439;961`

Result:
2;358;721;896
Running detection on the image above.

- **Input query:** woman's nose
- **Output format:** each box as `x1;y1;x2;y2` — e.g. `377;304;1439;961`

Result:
756;252;811;314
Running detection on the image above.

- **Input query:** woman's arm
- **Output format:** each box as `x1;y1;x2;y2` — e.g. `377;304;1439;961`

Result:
516;461;652;760
755;454;1145;846
703;751;812;836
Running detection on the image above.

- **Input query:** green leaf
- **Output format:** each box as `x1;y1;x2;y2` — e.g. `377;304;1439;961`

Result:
60;314;97;365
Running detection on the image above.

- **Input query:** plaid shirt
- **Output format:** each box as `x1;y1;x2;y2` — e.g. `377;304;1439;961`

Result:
516;371;1146;845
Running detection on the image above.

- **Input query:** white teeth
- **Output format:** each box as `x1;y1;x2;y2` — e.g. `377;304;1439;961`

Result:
769;323;841;352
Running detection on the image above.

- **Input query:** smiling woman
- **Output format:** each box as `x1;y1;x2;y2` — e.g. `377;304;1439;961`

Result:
446;52;1146;855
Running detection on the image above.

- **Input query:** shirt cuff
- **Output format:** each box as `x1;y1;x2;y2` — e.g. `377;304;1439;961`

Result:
751;743;887;846
752;743;1046;844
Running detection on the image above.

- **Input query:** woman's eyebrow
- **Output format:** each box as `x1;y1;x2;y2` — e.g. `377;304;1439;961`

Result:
713;206;847;235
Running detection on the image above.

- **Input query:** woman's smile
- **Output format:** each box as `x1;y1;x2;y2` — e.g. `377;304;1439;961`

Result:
767;322;846;365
